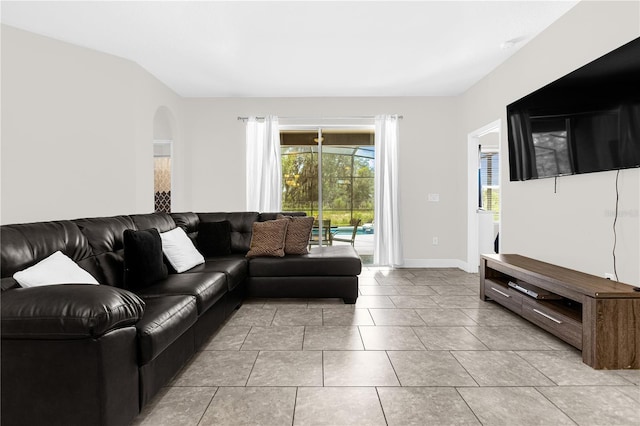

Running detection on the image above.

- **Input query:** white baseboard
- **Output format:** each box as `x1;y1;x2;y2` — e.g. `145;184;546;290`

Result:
400;258;471;271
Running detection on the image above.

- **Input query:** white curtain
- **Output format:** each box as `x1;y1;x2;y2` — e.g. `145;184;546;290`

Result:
245;116;282;212
374;115;403;266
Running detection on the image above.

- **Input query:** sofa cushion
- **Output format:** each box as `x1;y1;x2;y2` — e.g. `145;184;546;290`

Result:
1;284;145;339
135;272;227;314
197;221;232;256
136;295;197;365
184;255;248;291
197;212;259;253
249;245;362;277
277;214;314;255
123;229;168;290
246;219;288;258
13;251;100;288
160;228;205;273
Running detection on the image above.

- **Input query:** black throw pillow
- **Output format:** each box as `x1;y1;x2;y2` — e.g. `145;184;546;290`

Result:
123;228;168;290
197;221;232;256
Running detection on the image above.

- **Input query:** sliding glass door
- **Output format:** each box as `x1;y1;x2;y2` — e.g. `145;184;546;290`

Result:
280;126;375;263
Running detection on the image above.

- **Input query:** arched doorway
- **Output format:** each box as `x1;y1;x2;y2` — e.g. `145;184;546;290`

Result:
153;107;175;213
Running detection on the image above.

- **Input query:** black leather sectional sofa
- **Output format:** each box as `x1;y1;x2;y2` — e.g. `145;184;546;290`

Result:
0;211;361;426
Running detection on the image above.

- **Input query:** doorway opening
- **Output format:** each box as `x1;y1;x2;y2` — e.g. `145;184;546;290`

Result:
467;120;501;273
153;140;172;213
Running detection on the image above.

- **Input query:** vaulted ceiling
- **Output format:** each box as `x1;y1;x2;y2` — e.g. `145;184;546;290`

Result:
1;1;578;97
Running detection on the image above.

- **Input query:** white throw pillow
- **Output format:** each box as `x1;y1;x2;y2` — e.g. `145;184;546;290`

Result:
160;227;205;273
13;250;100;288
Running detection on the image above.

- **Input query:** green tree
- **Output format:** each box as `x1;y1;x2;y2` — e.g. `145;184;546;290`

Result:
281;146;374;225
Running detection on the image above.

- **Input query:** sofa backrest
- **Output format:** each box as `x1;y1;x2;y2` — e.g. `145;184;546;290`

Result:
0;220;99;288
258;212;307;221
170;212;199;240
170;212;307;254
130;212;175;233
1;211;307;290
73;216;136;288
1;213;182;291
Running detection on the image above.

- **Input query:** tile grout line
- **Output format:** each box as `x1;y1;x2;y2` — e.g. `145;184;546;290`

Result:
462;326;492;351
384;350;402;386
244;350;261;387
365;307;375;326
321;350;325;387
512;350;559;386
291;387;298;426
196;386;219;426
357;323;367;351
448;350;481;388
531;386;579;426
375;386;390;426
453;386;484;426
238;325;252;351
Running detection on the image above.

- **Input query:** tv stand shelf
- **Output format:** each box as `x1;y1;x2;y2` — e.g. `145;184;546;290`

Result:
481;254;640;369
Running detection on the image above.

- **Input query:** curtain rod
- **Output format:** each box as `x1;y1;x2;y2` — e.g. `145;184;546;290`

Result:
237;115;403;122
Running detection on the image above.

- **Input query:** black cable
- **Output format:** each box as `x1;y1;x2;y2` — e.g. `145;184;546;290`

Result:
613;170;620;281
554;176;557;194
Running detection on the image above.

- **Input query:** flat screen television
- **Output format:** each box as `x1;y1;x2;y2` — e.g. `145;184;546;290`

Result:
507;37;640;181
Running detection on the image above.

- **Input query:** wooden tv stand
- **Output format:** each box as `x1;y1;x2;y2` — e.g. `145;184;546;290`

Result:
480;254;640;369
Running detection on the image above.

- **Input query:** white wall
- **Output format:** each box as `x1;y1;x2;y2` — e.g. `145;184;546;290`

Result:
182;97;466;266
3;0;638;281
2;31;468;266
461;1;640;284
1;25;183;224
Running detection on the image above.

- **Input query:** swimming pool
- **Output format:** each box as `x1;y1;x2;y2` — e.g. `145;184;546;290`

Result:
332;226;372;236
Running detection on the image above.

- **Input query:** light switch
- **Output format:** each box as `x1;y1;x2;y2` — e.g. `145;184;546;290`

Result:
428;193;440;202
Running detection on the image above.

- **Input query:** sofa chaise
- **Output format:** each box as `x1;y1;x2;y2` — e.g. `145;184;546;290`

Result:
1;211;361;426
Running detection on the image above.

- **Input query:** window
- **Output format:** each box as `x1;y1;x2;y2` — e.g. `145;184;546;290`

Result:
480;150;500;221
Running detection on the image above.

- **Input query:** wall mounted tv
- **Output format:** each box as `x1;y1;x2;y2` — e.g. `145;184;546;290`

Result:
507;37;640;181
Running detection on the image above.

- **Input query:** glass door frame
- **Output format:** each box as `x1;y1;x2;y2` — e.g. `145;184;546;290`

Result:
279;123;375;247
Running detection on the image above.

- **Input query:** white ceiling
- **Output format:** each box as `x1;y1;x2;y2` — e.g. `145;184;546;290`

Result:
1;1;579;97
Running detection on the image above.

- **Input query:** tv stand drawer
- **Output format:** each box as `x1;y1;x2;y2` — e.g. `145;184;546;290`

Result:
485;280;522;314
521;297;582;350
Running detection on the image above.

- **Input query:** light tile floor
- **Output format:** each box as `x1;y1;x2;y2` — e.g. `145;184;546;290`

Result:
133;267;640;426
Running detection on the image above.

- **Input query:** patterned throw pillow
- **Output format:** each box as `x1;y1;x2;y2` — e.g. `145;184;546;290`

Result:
245;219;289;258
277;214;314;255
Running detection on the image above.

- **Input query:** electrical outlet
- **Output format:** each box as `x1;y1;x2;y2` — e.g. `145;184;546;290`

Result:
428;193;440;202
604;273;615;280
432;237;439;245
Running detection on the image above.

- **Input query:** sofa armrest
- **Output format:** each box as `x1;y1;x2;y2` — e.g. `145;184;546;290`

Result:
1;284;145;339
